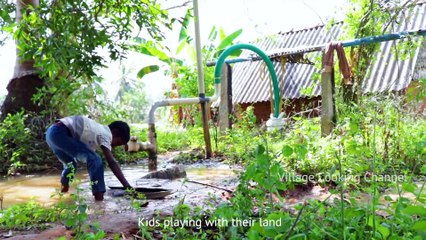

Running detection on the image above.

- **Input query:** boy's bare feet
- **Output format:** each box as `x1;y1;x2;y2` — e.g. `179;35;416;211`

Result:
61;185;69;193
94;192;104;201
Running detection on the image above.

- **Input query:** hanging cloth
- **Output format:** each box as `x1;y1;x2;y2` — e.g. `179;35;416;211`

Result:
323;42;353;86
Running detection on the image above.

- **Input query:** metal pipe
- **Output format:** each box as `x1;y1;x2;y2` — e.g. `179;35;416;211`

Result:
143;43;281;167
193;0;205;94
206;28;426;66
147;123;157;171
147;84;220;125
143;82;221;171
193;0;212;158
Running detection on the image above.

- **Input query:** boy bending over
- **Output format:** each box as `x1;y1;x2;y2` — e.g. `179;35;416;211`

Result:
46;116;133;201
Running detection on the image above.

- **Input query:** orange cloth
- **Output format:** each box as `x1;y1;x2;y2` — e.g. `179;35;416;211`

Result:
323;42;353;85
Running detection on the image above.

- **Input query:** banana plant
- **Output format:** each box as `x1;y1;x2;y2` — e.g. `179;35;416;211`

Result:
133;8;243;80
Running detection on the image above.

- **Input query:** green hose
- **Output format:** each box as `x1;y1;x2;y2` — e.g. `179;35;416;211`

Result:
214;44;281;118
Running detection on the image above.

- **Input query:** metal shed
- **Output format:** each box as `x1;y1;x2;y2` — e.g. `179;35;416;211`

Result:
229;2;426;122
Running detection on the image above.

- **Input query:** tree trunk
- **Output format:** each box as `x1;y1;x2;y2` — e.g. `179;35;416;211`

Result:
0;0;44;120
1;74;44;117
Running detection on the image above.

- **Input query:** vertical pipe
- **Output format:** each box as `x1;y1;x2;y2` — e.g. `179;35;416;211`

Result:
147;123;157;171
193;0;205;94
193;0;213;158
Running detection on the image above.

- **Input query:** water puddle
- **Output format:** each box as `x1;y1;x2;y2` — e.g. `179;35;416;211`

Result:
0;174;80;208
0;160;240;210
1;160;424;240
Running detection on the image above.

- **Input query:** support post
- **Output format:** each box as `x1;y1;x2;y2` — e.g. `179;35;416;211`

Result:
200;96;213;158
321;51;337;136
147;123;157;171
219;63;232;134
193;0;212;158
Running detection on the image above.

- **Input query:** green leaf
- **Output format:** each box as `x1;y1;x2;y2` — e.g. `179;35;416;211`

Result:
176;40;188;55
420;165;426;174
133;44;156;56
402;206;426;216
219;28;226;41
245;163;257;180
383;195;393;201
133;41;173;64
217;29;243;51
288;233;307;240
329;165;336;175
186;45;196;62
230;49;243;57
178;9;192;42
256;145;266;155
367;215;377;228
78;203;87;214
282;145;294;157
296;144;308;159
378;224;390;239
208;26;217;41
412;220;426;232
402;182;417;193
66;218;76;227
137;65;160;79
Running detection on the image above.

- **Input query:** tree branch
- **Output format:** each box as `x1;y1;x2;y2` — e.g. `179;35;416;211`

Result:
187;179;233;193
166;1;191;11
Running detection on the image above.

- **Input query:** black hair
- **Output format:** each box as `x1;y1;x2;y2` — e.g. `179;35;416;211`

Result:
108;121;130;143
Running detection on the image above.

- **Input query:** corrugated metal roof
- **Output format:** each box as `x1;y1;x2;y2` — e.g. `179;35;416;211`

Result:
231;3;426;104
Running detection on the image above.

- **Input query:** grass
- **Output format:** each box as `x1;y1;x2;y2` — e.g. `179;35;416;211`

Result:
1;95;425;239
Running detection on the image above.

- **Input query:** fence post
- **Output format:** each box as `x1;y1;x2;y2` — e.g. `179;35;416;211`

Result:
219;63;233;134
321;51;337;136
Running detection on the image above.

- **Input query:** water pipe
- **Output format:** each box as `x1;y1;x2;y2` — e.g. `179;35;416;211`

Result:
141;84;221;171
215;43;286;130
214;43;281;118
206;28;426;66
138;44;284;170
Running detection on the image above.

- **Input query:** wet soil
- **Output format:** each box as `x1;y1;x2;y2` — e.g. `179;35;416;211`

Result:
1;152;424;239
0;152;241;239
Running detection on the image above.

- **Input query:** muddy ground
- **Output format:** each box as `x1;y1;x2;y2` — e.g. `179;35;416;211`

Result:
0;152;242;239
1;152;421;239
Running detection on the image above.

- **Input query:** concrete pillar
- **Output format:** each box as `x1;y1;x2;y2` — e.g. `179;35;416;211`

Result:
219;63;232;134
321;53;337;136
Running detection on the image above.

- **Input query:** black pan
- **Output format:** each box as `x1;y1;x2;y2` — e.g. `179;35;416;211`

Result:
108;186;173;199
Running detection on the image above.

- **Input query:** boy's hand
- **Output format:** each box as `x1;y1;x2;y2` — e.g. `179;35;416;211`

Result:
101;146;132;188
